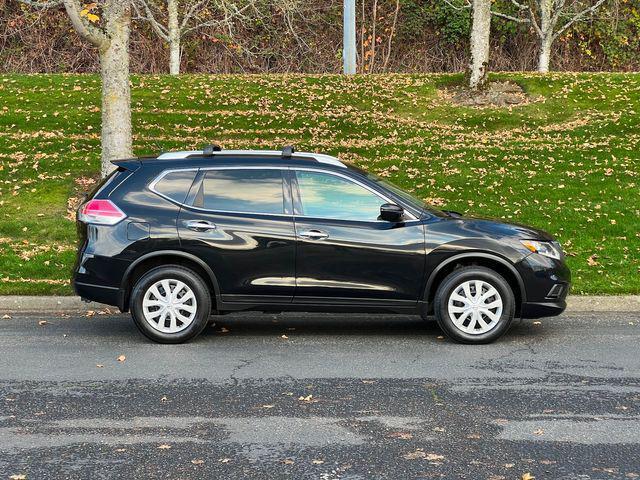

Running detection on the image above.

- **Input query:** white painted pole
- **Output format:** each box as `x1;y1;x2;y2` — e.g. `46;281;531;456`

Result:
343;0;357;74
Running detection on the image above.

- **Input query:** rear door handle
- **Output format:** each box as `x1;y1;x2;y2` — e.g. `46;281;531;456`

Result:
299;229;329;240
185;220;217;232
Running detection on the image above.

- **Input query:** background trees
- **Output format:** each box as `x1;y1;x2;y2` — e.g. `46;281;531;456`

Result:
4;0;632;75
133;0;254;74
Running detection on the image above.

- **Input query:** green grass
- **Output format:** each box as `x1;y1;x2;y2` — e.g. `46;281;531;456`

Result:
0;72;638;295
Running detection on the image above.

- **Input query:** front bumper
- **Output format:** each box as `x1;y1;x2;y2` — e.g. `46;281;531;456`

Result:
521;299;566;318
517;253;571;318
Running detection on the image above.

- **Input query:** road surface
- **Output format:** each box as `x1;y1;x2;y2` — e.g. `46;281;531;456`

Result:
1;311;639;479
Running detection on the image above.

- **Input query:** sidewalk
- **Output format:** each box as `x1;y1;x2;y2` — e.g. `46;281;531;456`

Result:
0;295;638;313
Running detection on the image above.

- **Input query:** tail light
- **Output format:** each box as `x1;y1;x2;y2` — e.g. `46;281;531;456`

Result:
78;199;126;225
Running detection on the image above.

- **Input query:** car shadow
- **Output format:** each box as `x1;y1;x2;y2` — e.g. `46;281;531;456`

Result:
201;313;441;338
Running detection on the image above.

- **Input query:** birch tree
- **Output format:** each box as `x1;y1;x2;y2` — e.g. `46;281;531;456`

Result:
20;0;132;176
493;0;608;72
133;0;253;75
468;0;491;89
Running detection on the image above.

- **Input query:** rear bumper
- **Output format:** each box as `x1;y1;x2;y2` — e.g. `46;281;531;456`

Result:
521;299;566;318
73;281;121;308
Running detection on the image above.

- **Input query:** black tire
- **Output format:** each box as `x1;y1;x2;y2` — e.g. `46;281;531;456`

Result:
433;266;515;344
130;265;212;344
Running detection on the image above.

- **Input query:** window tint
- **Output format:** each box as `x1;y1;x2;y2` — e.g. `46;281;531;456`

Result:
154;170;198;204
295;170;384;221
197;169;284;214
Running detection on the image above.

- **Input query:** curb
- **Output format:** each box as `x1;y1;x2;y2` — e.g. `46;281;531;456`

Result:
0;295;638;314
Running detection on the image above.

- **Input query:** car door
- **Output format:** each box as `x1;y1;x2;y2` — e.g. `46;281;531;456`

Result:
291;168;426;305
177;166;296;304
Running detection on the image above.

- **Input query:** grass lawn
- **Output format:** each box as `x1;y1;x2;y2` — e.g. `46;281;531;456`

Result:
0;72;638;295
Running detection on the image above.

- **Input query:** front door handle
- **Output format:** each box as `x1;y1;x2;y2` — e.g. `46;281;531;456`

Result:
185;220;217;232
299;229;329;240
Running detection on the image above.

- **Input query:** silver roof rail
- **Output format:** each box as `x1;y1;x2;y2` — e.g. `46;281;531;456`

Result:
155;149;346;168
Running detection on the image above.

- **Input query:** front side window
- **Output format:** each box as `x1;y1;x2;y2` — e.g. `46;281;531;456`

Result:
295;170;384;221
194;169;284;214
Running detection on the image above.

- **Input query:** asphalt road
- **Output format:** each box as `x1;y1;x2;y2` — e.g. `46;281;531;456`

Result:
0;311;639;479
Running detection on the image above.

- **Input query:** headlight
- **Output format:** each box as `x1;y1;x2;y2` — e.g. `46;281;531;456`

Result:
520;240;562;260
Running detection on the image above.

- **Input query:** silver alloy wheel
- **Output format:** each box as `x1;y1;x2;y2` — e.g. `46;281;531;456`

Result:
142;279;198;334
447;279;503;335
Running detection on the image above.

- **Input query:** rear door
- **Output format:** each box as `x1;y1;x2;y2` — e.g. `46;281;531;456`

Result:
176;166;296;304
291;168;426;306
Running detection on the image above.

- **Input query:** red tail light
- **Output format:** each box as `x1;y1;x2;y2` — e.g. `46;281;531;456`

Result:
78;199;126;225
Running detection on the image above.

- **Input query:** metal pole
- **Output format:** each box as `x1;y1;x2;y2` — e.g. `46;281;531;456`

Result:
343;0;357;74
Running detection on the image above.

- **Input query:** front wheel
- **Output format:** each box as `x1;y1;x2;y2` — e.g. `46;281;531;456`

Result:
130;266;211;344
433;266;515;344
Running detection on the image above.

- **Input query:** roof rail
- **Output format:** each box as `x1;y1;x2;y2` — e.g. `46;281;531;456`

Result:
155;148;346;168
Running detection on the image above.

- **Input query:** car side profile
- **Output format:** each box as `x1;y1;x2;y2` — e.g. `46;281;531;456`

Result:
73;145;570;344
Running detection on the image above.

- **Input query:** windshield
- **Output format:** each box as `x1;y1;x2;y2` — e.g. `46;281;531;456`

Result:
350;165;447;217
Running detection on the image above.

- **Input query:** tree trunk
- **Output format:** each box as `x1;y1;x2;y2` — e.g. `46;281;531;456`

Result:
537;0;553;73
538;36;552;73
99;1;132;177
468;0;491;90
168;0;180;75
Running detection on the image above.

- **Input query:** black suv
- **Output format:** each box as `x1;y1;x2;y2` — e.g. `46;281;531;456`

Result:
73;146;570;344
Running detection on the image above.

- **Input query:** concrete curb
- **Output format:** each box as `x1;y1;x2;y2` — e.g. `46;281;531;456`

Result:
0;295;638;314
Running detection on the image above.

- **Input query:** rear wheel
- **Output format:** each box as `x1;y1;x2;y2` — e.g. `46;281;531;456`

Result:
433;266;515;344
130;266;211;344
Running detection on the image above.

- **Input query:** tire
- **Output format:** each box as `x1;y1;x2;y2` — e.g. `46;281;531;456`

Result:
433;266;515;344
130;265;212;344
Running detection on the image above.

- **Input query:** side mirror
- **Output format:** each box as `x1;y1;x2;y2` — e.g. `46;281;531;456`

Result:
380;203;404;222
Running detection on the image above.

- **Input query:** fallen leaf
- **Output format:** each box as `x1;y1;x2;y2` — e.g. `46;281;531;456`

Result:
298;394;313;402
191;459;204;465
117;355;126;362
158;444;171;450
218;458;231;463
9;475;26;480
312;459;324;464
402;450;444;461
2;314;11;319
38;320;48;326
96;364;104;368
533;321;542;326
281;334;288;339
389;431;413;439
282;459;294;465
261;404;275;409
522;473;535;480
533;428;544;435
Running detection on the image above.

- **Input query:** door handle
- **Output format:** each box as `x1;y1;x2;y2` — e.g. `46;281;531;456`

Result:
299;229;329;240
185;220;217;232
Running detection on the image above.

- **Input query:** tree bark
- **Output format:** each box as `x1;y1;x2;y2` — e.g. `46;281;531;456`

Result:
468;0;491;90
99;0;133;177
168;0;181;75
537;0;553;72
538;35;552;73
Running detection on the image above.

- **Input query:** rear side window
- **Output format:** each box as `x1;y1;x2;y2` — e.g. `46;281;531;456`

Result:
194;169;284;214
153;170;198;204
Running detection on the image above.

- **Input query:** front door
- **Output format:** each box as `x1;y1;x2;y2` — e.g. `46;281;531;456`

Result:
178;167;296;304
291;168;426;306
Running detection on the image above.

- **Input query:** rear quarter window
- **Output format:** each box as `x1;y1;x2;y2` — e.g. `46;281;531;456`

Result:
152;170;198;204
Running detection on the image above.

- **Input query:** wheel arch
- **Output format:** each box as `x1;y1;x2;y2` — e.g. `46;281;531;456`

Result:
424;252;526;316
119;250;221;312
